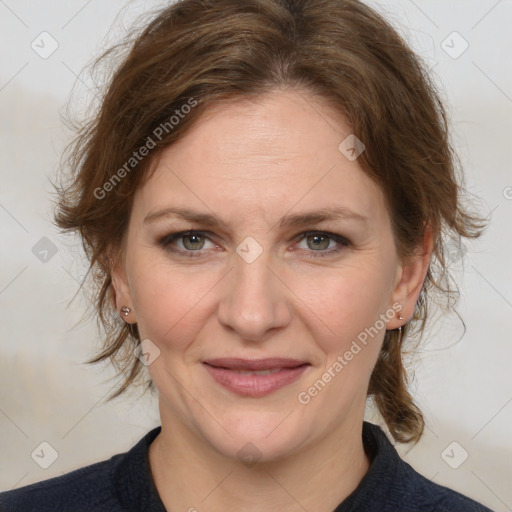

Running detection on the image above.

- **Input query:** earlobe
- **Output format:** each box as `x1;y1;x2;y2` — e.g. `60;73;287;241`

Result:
388;226;434;329
109;247;135;322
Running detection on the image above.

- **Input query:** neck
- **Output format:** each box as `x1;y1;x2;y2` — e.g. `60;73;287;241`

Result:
149;401;370;512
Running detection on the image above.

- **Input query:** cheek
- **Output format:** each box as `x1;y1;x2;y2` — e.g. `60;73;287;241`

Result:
127;243;395;367
127;257;220;350
291;265;391;359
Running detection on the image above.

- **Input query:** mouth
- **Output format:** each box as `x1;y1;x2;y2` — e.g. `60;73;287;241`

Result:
202;358;311;397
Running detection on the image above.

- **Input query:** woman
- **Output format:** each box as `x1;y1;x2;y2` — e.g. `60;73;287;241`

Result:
0;0;493;510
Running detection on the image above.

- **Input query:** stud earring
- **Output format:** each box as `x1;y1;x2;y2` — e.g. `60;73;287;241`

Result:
396;309;404;333
121;306;131;317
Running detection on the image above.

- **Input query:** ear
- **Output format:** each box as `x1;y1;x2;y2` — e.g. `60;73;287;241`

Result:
108;244;136;323
387;224;434;330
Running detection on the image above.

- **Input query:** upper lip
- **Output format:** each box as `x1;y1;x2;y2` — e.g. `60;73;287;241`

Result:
203;358;309;371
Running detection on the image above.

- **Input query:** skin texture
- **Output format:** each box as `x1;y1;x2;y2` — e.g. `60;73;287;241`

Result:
111;88;432;512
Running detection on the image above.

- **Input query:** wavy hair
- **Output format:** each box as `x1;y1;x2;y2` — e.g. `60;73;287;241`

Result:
53;0;486;444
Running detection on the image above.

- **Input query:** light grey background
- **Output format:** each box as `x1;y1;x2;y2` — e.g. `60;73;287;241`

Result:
0;1;511;510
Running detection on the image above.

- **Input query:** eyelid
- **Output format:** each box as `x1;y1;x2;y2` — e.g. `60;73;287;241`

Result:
159;230;220;253
159;229;351;258
292;231;351;254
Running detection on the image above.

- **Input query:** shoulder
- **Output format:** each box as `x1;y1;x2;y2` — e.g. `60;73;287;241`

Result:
395;458;494;512
0;456;121;512
0;426;162;512
351;422;495;512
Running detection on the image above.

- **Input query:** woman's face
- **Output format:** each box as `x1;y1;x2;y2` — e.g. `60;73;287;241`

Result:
112;88;425;461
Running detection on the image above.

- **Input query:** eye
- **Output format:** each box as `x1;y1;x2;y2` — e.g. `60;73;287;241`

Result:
294;231;350;257
158;229;350;259
159;230;218;257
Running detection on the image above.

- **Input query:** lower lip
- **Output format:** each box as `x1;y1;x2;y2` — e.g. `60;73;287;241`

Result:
203;363;310;397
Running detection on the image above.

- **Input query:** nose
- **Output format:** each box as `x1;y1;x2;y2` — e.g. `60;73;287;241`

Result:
217;247;292;342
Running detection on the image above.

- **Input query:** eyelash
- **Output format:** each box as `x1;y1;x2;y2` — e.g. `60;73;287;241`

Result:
158;230;351;259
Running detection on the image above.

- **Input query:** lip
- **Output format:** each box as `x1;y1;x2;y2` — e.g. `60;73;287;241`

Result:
203;357;308;370
202;358;310;397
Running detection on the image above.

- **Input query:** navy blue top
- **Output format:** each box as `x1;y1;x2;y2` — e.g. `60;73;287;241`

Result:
0;421;494;512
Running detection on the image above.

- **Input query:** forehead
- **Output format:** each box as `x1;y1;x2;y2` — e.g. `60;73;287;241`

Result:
133;89;387;229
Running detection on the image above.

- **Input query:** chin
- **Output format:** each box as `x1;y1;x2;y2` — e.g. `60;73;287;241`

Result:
196;409;309;464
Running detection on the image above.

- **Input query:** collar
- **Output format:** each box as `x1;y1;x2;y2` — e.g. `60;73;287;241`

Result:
112;425;166;512
111;421;397;512
334;421;400;511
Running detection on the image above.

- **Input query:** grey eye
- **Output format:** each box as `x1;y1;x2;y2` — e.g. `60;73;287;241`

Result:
300;233;336;251
181;233;206;250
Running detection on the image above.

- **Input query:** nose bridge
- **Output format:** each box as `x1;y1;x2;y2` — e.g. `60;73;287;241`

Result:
217;239;290;339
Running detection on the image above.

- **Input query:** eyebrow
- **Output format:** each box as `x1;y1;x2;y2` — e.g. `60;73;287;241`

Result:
143;206;368;229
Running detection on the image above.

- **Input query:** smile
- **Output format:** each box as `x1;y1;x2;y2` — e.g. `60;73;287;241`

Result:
202;359;311;397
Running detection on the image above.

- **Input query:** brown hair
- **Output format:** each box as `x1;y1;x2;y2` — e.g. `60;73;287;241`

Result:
52;0;486;444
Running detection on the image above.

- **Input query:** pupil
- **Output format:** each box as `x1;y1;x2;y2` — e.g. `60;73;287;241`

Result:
309;234;328;250
185;234;203;250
